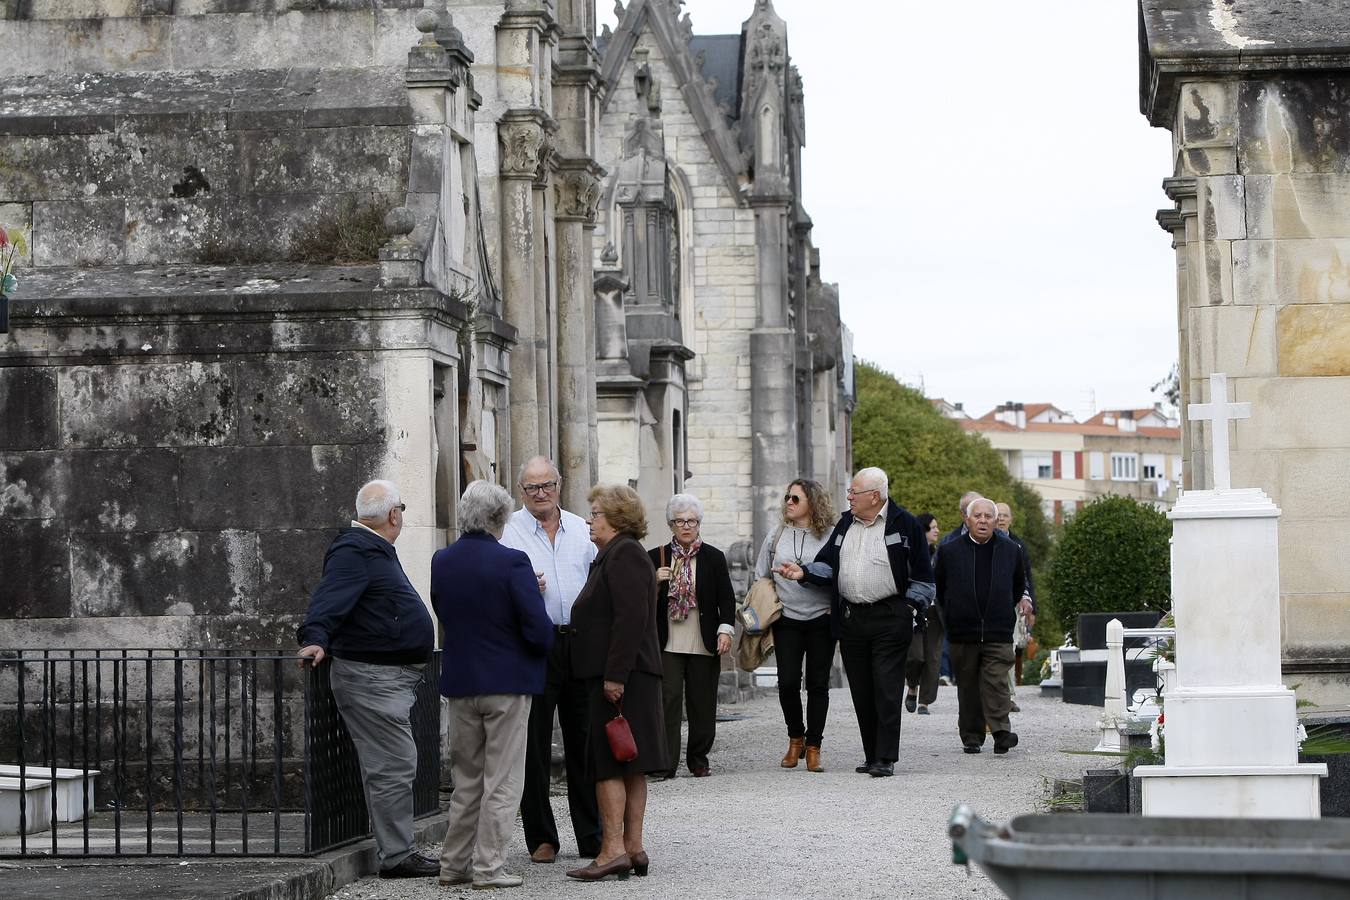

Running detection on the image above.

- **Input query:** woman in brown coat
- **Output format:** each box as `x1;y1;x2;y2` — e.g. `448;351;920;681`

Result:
566;485;667;882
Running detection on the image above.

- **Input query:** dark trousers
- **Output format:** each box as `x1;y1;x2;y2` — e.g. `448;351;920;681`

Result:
838;596;912;764
772;613;836;747
662;651;720;772
904;606;945;706
520;634;601;856
949;641;1016;747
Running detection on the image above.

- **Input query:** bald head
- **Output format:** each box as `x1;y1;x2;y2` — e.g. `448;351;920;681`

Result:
959;491;984;516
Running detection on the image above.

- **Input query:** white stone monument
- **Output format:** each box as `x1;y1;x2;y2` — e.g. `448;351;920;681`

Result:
1134;374;1326;818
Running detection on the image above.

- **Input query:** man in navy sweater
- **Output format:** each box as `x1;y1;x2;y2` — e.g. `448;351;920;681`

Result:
298;479;438;879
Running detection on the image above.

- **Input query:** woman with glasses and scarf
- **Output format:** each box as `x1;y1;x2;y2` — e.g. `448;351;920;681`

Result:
755;479;837;772
649;494;735;778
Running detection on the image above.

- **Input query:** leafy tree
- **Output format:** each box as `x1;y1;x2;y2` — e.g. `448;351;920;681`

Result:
852;361;1058;640
1044;495;1171;639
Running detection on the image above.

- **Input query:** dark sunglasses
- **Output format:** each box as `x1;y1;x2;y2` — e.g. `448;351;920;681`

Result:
784;494;804;503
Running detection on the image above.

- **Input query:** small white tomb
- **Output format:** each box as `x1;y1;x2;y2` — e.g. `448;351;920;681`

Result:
1134;373;1326;818
0;766;98;822
0;776;54;835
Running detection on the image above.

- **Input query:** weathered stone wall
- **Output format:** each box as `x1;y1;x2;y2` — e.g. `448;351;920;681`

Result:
1161;75;1350;704
593;25;759;552
0;268;467;648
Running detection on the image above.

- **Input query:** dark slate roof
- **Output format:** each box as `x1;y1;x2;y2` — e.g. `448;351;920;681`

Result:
690;34;742;124
1140;0;1350;123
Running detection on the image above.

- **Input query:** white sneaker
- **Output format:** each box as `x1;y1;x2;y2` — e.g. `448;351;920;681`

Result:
473;874;524;890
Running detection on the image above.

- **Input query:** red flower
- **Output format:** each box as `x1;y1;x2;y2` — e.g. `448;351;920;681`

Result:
0;226;8;248
1157;713;1164;725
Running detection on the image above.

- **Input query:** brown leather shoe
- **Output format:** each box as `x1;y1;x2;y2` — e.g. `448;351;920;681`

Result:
780;736;805;768
566;855;632;881
805;745;824;772
530;844;556;864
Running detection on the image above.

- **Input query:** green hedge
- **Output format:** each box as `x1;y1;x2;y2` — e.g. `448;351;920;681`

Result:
1044;495;1171;638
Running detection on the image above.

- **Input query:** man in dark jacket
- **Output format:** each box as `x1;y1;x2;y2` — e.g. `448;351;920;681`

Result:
778;467;935;777
298;479;437;879
935;497;1027;755
996;501;1037;698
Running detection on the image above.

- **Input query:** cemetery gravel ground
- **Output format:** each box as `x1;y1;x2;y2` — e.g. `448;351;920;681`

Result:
333;686;1099;900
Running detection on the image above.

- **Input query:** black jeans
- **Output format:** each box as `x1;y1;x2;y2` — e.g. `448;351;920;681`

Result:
772;613;836;746
662;651;721;772
520;633;602;856
838;596;912;764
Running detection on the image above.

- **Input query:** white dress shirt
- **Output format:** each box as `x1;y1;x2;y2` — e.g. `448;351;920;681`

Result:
500;506;597;626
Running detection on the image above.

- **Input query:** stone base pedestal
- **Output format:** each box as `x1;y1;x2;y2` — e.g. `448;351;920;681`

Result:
1135;764;1326;818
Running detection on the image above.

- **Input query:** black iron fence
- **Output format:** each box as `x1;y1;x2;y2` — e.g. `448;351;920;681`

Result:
0;649;441;857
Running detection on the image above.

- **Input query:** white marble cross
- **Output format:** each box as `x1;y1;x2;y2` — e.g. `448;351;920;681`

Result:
1187;372;1251;491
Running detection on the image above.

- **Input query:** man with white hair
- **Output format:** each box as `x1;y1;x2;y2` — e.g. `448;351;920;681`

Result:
500;456;601;864
777;467;935;777
940;490;984;545
934;497;1027;755
298;479;438;879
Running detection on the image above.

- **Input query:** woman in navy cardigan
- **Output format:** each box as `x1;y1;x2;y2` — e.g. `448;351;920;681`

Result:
432;480;554;891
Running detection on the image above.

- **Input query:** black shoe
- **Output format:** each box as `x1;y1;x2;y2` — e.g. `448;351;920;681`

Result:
855;760;876;774
963;743;981;754
993;730;1019;754
868;761;895;777
1009;700;1021;713
380;853;440;879
917;705;930;715
905;694;917;713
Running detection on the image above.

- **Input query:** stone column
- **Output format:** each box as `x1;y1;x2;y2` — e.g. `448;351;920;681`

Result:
554;163;602;513
498;111;548;485
750;195;797;547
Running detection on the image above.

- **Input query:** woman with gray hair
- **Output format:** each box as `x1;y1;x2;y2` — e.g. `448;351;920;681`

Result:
648;494;736;778
432;481;554;890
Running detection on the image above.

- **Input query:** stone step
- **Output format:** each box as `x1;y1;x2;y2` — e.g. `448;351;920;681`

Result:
0;777;55;836
0;765;99;822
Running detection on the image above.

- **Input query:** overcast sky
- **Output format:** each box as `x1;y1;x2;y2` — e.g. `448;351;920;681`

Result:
600;1;1178;420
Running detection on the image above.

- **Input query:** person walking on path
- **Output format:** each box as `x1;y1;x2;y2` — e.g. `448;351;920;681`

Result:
500;457;602;864
905;512;945;716
566;485;667;882
755;479;837;772
297;479;438;879
940;491;984;546
995;501;1038;703
777;467;935;778
433;481;555;890
651;494;736;778
936;497;1029;755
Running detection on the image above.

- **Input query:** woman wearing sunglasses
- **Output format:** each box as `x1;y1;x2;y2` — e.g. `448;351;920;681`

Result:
755;479;837;772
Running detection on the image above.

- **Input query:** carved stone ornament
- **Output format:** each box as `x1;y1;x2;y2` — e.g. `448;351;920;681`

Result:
555;170;602;221
498;119;547;178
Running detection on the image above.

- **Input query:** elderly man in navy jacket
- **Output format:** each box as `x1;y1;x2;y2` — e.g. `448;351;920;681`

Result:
298;479;437;879
935;497;1027;755
433;480;554;890
778;467;935;778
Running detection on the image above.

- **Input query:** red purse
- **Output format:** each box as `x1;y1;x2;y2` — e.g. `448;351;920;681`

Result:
605;700;638;763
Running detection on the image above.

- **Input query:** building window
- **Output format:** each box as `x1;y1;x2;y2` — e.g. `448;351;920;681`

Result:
1089;452;1104;481
1022;453;1052;480
1142;453;1165;480
1111;453;1139;481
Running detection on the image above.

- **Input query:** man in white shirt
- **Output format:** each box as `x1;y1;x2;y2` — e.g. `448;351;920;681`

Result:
500;456;600;864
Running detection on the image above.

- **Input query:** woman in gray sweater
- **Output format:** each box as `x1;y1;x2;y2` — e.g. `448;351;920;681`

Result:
754;479;837;773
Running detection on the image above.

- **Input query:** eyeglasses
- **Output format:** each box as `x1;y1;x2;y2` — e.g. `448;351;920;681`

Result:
521;481;559;495
784;494;804;504
670;518;700;528
846;487;880;498
395;503;407;512
585;511;606;524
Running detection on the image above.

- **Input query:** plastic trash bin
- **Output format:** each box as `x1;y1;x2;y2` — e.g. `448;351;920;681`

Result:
948;804;1350;899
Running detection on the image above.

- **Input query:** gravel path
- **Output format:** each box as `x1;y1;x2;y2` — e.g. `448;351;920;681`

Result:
331;684;1100;900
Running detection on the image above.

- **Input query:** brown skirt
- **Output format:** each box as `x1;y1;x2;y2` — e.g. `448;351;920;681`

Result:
585;671;669;780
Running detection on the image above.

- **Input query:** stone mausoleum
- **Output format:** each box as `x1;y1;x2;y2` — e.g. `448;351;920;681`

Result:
0;0;852;650
1141;0;1350;704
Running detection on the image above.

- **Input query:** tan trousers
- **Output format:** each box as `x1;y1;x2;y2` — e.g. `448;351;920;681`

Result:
440;694;532;881
948;642;1015;747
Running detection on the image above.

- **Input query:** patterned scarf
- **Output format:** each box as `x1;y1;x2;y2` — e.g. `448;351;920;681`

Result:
667;538;701;621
